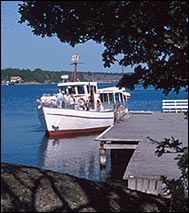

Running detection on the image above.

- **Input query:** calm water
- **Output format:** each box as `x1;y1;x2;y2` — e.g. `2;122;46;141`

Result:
1;84;187;180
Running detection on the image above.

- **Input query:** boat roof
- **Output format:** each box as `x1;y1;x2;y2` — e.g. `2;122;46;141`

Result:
122;91;131;97
98;87;131;96
98;86;125;93
58;81;97;87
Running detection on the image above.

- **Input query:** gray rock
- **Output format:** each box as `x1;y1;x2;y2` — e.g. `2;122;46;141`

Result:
1;163;167;212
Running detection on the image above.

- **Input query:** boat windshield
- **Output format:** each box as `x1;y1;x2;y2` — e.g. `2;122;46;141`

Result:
100;93;114;104
59;85;85;95
77;85;85;94
99;91;128;110
68;86;76;94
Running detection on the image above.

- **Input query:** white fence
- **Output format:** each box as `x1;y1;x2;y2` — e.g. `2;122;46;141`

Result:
162;99;188;113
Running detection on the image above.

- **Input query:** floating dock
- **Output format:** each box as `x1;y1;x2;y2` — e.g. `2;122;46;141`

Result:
96;111;188;195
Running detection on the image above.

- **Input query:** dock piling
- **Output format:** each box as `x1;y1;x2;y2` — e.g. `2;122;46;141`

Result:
99;142;107;180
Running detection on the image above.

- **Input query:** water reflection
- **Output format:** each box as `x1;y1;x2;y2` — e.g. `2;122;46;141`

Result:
38;135;101;180
38;135;134;182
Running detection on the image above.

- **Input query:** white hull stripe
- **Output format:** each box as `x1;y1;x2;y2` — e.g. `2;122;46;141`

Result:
46;113;113;120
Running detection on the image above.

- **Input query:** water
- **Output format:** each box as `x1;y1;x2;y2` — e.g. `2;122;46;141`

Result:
1;84;187;180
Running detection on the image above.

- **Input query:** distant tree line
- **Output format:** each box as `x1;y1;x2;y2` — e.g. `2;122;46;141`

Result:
1;68;124;83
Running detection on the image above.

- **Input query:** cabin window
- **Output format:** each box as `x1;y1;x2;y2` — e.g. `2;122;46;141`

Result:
103;94;108;102
121;94;126;103
100;94;103;102
109;93;114;103
77;85;85;94
120;93;123;103
115;93;120;103
100;94;104;102
100;93;114;104
68;86;76;94
59;86;66;94
118;93;122;103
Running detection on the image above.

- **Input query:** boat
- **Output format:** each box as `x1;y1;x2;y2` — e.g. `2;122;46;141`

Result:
37;54;130;138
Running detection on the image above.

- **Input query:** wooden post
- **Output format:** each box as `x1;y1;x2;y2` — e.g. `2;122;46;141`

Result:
99;142;106;180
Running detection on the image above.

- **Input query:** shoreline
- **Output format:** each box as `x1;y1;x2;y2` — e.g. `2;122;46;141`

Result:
1;81;118;86
1;82;55;86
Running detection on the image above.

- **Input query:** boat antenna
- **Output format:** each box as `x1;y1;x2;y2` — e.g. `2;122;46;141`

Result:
70;53;84;81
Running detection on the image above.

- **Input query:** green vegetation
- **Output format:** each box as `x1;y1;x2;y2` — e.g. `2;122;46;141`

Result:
1;68;69;83
1;68;124;83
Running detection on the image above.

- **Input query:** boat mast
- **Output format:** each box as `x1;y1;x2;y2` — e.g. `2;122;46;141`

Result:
71;53;79;82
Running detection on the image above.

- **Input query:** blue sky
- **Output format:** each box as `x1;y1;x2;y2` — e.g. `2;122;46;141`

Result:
1;1;133;73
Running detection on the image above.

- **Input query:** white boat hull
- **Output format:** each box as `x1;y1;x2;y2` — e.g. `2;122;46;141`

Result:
38;107;114;137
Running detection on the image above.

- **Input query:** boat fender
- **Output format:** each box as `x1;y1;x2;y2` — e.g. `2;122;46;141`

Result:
78;98;86;108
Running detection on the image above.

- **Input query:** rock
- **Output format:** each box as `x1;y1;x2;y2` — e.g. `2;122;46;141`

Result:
1;163;168;212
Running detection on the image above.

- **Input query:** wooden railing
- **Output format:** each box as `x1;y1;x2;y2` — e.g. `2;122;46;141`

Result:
162;99;188;113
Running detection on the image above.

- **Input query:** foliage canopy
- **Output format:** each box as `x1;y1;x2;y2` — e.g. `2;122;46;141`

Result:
18;1;188;94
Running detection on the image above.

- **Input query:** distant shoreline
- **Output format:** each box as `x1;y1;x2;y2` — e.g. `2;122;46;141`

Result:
1;82;53;86
1;81;118;86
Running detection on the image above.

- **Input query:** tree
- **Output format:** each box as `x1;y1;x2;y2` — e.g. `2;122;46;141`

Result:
18;1;188;94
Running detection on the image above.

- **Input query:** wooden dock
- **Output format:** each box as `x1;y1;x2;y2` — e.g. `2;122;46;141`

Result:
96;111;188;195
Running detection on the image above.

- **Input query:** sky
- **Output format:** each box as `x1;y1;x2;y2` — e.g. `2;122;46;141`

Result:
1;1;133;73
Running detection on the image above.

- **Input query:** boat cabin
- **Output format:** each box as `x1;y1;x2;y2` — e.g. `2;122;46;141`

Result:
38;75;130;113
97;87;130;109
57;81;100;111
58;82;97;98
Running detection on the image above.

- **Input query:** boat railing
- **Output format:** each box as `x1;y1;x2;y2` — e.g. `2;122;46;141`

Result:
37;93;128;113
37;97;108;112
